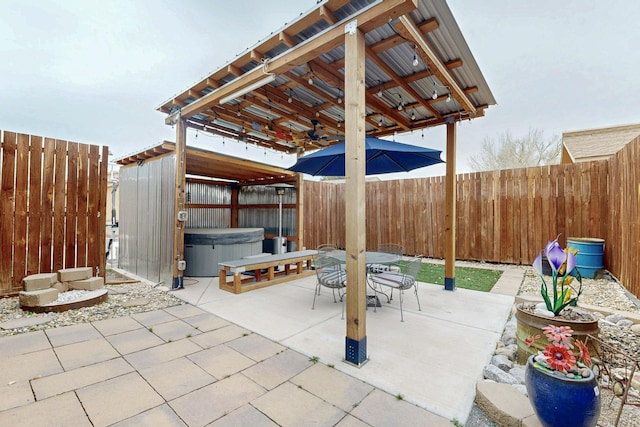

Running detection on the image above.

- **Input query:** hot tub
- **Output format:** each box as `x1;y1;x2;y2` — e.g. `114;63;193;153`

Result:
184;228;264;277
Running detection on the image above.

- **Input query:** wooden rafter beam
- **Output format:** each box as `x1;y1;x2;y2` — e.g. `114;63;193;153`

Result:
173;0;417;120
394;15;476;115
365;46;441;120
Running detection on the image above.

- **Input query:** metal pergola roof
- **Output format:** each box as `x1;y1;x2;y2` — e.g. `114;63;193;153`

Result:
158;0;495;153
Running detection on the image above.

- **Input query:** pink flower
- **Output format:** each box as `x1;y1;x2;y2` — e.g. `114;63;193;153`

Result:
542;325;573;345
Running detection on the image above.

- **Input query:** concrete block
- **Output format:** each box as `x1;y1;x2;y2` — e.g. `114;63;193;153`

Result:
58;267;92;282
52;282;70;292
68;277;104;291
19;288;59;307
475;380;534;427
22;273;58;291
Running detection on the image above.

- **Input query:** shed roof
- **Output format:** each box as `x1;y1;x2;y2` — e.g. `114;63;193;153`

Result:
562;123;640;162
116;142;295;185
158;0;496;154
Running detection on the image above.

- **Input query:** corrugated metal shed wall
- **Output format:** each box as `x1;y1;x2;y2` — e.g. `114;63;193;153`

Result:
186;182;231;227
239;186;296;236
119;163;297;284
118;156;176;287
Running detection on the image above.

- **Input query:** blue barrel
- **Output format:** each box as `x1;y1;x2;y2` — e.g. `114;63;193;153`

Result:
567;237;604;279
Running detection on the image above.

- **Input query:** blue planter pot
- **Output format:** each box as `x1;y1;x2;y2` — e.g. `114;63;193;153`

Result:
525;355;601;427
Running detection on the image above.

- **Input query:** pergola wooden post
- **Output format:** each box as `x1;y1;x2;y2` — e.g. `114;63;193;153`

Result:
172;115;187;289
344;21;368;366
444;119;457;290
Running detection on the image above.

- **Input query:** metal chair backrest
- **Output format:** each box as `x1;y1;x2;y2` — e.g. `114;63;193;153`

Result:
401;256;423;286
317;243;339;256
378;243;403;256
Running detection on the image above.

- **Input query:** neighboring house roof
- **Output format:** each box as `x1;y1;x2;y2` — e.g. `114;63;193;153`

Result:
562;123;640;163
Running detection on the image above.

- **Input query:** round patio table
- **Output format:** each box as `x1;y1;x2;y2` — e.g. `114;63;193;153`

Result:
327;250;401;305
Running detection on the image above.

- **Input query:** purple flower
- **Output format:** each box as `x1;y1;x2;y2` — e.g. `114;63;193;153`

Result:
565;251;577;275
545;239;566;274
533;253;543;275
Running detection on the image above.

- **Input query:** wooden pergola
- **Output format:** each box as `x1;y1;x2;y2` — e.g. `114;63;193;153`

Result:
159;0;495;366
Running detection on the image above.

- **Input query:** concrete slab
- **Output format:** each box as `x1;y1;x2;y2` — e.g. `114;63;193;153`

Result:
335;414;371;427
68;276;104;291
225;333;286;362
181;312;230;332
76;372;164;427
124;338;203;370
0;380;35;411
169;374;266;426
252;381;346;427
32;358;134;400
54;338;120;370
91;315;144;336
19;288;58;306
106;327;166;355
209;404;278;427
45;322;102;347
121;297;150;307
351;389;453;427
0;330;51;357
0;392;92;427
131;310;178;327
188;345;256;379
163;303;208;319
0;315;52;331
149;319;202;342
188;324;250;349
58;267;92;282
137;357;216;401
242;349;313;390
475;380;535;427
110;404;187;427
0;348;63;383
291;363;374;412
22;272;58;291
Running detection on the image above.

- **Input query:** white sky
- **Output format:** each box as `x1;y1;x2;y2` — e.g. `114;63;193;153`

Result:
2;0;639;179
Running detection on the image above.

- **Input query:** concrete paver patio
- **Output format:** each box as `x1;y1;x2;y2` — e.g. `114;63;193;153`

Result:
0;263;521;426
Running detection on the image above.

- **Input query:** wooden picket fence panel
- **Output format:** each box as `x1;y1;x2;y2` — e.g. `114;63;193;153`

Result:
303;136;640;297
0;130;108;296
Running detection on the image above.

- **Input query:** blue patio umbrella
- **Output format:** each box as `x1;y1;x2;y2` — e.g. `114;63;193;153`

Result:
288;136;444;176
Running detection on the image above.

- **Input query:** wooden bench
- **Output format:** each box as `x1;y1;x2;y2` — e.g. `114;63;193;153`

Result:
218;250;318;294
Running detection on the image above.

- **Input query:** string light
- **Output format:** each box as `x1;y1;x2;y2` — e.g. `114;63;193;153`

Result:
411;108;416;121
397;94;404;111
446;93;452;103
412;44;419;67
308;75;314;85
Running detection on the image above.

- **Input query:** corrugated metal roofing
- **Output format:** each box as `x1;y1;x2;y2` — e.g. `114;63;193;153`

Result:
157;0;496;156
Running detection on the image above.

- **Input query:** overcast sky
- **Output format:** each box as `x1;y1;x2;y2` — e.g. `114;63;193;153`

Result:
2;0;639;178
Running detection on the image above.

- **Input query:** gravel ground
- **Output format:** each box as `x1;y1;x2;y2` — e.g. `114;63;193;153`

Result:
0;270;184;337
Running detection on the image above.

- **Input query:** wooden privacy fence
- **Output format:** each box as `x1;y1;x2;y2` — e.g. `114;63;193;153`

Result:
303;136;640;297
0;130;108;296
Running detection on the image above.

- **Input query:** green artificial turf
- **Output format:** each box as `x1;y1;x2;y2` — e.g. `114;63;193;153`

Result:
413;262;503;292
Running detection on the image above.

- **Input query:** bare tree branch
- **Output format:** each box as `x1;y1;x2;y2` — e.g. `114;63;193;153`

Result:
468;128;561;172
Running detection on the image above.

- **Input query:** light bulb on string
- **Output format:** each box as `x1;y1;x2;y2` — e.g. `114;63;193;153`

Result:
412;44;419;67
446;93;452;103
